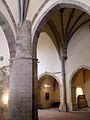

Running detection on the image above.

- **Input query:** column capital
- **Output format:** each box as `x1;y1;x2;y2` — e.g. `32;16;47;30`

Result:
16;20;32;58
60;45;67;61
60;55;67;61
17;20;32;33
9;57;38;61
17;20;31;35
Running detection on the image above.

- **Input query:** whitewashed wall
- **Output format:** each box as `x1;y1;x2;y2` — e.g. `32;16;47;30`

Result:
37;32;61;82
0;26;10;67
66;23;90;106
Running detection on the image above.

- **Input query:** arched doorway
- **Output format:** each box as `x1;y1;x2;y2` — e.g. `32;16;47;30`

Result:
38;74;60;110
71;68;90;111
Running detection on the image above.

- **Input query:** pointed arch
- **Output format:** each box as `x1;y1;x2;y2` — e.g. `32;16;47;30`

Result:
69;65;90;85
32;0;90;57
1;0;16;29
0;12;15;59
69;65;90;110
38;72;60;86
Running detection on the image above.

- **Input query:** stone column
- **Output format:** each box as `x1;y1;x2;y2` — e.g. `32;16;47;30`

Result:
59;54;67;111
8;20;38;120
71;86;77;110
32;58;38;120
38;87;41;109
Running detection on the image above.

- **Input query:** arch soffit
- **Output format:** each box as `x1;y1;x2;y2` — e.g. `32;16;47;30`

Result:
0;12;15;58
32;0;90;42
69;65;90;86
2;0;16;30
38;72;60;86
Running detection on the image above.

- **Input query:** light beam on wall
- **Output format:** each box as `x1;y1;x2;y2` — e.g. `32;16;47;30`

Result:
2;92;9;105
76;87;83;98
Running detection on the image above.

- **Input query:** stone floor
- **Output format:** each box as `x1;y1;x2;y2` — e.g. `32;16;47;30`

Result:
0;109;90;120
38;110;90;120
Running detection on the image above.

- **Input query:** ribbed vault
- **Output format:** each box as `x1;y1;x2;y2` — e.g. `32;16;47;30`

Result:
41;8;90;57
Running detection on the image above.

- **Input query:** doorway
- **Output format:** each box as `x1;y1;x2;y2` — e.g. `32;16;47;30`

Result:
38;74;60;110
71;68;90;111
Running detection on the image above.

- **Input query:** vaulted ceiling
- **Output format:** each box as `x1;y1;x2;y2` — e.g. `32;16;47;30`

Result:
42;8;90;55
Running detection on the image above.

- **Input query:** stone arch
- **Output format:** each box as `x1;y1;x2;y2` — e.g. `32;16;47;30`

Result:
38;72;60;109
69;65;90;85
32;0;90;57
69;65;90;110
0;11;15;59
2;0;16;29
32;0;49;24
38;72;60;86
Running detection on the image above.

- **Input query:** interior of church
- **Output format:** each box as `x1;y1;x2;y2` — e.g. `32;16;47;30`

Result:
0;0;90;120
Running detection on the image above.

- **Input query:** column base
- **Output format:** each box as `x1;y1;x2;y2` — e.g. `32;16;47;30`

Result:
59;103;66;112
67;103;73;111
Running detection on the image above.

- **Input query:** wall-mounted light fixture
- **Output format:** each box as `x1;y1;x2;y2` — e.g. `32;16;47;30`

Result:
44;84;51;88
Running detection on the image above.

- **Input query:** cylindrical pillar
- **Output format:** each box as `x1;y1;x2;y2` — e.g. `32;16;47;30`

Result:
59;57;67;111
8;20;38;120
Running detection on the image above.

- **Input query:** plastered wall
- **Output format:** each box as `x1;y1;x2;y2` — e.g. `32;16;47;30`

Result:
37;32;61;81
67;23;90;83
66;23;90;104
0;26;10;67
